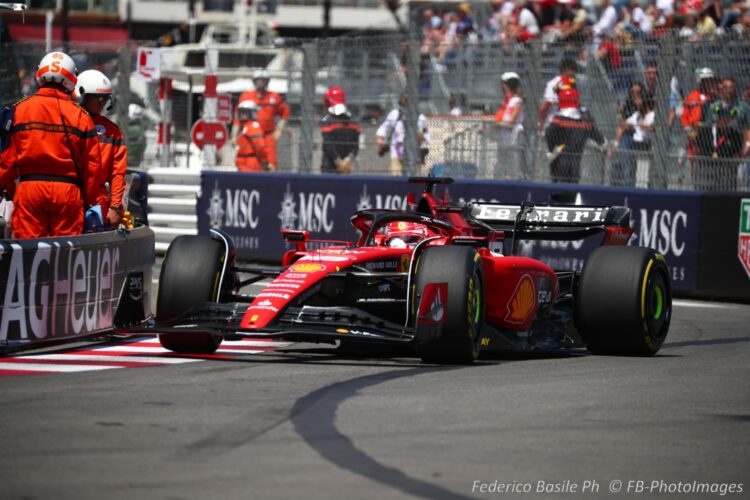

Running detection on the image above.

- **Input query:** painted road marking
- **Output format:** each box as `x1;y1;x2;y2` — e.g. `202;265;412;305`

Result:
0;362;120;373
0;336;293;377
673;299;749;309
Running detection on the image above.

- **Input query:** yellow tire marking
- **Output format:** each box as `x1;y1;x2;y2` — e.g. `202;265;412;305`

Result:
641;259;654;319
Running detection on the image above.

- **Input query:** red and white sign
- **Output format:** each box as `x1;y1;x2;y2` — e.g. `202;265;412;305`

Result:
739;199;750;279
191;119;228;150
217;94;233;123
136;48;160;81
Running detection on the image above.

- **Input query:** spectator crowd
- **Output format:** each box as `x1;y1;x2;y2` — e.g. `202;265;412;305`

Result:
420;0;750;64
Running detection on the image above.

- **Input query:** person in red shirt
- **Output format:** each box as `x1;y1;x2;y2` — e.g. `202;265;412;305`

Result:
0;51;104;239
75;69;127;227
234;101;268;172
544;80;605;183
233;69;290;171
319;86;361;174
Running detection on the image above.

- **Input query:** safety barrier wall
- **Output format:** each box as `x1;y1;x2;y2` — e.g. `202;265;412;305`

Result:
0;226;155;349
198;172;750;302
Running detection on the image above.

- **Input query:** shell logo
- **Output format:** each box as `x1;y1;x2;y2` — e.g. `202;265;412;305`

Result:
291;263;326;273
505;274;536;324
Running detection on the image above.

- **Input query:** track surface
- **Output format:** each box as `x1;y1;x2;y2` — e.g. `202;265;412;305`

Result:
0;299;748;500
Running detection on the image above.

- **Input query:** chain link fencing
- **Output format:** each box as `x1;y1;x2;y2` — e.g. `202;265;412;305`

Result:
3;29;750;191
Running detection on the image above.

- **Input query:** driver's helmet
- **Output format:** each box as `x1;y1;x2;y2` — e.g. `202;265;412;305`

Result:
385;221;429;247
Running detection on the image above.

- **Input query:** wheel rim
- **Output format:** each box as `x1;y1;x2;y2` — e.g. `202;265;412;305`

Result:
468;271;483;355
645;270;670;339
472;280;482;325
652;286;664;320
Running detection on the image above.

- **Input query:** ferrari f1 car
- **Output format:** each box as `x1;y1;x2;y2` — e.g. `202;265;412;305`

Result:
130;177;671;363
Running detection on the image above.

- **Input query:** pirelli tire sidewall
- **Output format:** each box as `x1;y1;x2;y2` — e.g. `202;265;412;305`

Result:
576;246;672;356
157;235;225;354
412;246;484;364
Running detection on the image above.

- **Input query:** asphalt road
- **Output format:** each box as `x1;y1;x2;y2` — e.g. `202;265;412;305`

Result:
0;299;748;500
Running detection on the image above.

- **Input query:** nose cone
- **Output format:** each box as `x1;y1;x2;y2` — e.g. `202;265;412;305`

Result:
240;255;355;329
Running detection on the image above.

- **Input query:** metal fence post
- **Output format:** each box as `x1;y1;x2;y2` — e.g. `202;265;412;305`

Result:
116;46;131;141
299;41;317;173
404;37;420;177
652;33;677;189
526;40;544;182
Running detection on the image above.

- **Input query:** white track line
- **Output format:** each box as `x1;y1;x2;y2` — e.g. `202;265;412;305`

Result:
0;362;119;373
93;345;175;353
27;354;199;364
673;299;748;309
135;337;293;348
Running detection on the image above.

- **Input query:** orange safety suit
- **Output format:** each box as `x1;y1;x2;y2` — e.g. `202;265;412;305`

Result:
235;120;268;172
681;89;709;157
493;94;512;122
91;114;127;216
235;90;290;167
0;86;104;239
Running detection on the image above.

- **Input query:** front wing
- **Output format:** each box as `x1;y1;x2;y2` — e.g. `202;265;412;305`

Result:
124;301;417;345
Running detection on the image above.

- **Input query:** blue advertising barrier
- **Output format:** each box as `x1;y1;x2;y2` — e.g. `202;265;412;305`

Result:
198;173;709;295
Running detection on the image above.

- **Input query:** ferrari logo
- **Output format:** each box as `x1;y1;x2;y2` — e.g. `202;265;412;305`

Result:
400;254;410;272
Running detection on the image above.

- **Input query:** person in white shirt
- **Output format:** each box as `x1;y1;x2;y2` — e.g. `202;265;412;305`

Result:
449;94;463;116
376;95;430;176
612;94;654;186
494;72;525;147
493;72;526;178
593;0;620;38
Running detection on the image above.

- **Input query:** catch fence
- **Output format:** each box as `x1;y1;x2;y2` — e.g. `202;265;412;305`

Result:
3;30;750;191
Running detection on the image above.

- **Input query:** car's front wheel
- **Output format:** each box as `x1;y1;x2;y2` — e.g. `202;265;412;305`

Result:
157;235;225;354
412;246;484;364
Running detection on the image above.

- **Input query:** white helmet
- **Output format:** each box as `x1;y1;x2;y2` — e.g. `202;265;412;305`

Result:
75;69;113;98
238;100;258;111
501;71;520;83
252;68;270;81
128;103;144;121
35;51;78;92
695;67;714;81
237;100;258;120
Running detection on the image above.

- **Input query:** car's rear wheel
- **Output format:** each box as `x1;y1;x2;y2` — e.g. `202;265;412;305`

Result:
576;246;671;355
157;235;225;354
412;246;484;364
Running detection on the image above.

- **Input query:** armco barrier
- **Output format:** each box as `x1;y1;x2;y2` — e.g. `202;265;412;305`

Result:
0;226;155;349
197;172;750;302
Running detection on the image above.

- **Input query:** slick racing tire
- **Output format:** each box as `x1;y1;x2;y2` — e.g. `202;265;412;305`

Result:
413;246;484;364
157;235;225;354
576;246;671;356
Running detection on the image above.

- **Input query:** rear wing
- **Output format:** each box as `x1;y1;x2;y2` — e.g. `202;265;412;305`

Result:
465;202;631;241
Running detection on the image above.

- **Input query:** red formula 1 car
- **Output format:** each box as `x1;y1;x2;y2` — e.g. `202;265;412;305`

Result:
129;178;672;363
